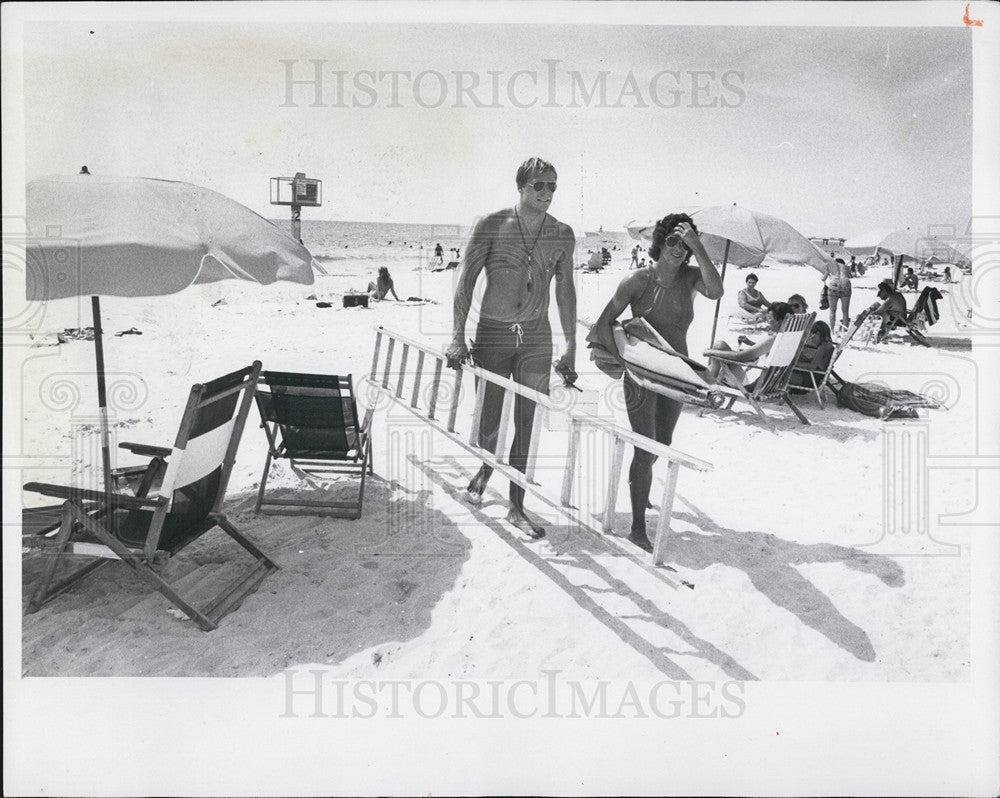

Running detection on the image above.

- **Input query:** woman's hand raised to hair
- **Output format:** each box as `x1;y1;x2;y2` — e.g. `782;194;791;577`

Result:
674;221;700;247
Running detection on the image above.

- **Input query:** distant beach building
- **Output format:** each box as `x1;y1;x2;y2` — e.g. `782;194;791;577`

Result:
810;236;850;261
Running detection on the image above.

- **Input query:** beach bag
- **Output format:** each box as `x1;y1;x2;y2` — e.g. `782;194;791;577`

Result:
819;285;830;310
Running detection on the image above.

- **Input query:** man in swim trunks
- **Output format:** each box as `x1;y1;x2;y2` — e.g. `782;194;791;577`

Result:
445;157;578;538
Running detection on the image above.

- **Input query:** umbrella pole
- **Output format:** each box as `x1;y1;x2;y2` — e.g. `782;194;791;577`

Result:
92;296;113;499
708;240;731;348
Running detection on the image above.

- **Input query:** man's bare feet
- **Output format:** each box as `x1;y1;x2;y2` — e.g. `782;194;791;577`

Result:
506;505;546;539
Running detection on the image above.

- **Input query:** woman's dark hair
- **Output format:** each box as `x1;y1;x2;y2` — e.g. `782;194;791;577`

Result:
648;213;697;263
378;266;392;281
769;301;794;324
809;320;833;344
746;273;759;284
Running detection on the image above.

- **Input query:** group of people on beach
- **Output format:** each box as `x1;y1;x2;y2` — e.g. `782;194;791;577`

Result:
442;156;930;550
444;157;728;549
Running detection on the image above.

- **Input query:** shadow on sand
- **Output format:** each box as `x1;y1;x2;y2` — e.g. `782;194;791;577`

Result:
681;402;883;443
421;456;757;681
20;477;470;676
426;455;904;677
663;497;903;663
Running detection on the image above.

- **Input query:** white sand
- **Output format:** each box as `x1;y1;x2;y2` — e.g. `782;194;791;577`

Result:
17;250;981;681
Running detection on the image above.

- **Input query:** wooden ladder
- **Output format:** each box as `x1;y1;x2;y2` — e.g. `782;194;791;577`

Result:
365;326;713;569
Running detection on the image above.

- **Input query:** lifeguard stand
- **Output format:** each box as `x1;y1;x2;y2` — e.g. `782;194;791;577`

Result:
270;172;322;243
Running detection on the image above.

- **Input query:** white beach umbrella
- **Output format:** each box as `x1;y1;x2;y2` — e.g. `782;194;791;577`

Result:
629;205;834;344
26;174;317;498
627;217;766;270
844;228;968;266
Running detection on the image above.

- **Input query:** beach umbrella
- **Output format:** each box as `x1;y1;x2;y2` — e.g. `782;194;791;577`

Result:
628;205;834;344
627;218;766;270
844;228;967;266
844;228;921;262
26;174;316;499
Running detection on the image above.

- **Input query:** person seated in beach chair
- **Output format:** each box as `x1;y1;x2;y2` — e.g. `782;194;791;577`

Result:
901;267;919;291
367;266;400;301
869;279;909;342
867;280;932;346
704;302;794;389
736;273;771;321
788;320;835;393
787;293;809;314
701;304;816;428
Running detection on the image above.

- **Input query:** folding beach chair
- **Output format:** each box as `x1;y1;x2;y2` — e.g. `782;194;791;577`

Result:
854;312;883;349
254;371;373;518
23;362;277;631
704;312;816;430
608;319;727;410
876;309;931;347
790;309;869;408
870;288;937;347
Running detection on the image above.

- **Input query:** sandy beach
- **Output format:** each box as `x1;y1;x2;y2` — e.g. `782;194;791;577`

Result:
6;6;1000;794
17;239;980;682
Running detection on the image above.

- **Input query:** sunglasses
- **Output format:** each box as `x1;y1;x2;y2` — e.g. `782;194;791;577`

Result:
527;181;557;193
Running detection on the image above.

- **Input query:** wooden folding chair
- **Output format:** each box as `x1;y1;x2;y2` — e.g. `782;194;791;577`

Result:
23;362;277;631
704;312;816;430
253;371;373;518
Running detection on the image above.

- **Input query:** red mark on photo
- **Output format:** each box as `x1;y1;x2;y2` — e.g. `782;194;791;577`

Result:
963;3;983;26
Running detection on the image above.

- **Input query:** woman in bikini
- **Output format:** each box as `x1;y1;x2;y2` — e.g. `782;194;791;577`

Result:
367;266;400;301
591;213;723;552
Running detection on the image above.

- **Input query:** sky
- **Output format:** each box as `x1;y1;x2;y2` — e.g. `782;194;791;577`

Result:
21;16;973;240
